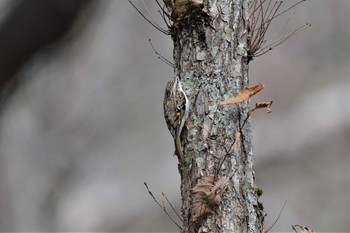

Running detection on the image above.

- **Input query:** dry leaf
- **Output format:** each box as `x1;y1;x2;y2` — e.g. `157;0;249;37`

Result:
220;83;265;105
292;225;315;233
247;101;273;116
256;101;273;113
191;175;225;221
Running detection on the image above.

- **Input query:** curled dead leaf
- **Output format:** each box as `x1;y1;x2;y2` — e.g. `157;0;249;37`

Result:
191;175;225;222
220;83;265;105
247;101;273;116
292;225;315;233
256;101;273;113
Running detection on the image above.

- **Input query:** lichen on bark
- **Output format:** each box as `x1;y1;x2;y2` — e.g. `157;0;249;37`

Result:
169;0;264;232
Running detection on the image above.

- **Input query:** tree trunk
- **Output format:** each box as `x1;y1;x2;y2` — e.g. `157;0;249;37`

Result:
169;0;264;232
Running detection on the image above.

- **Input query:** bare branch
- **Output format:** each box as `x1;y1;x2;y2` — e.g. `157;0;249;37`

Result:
144;182;182;230
264;200;287;233
272;0;307;21
155;0;172;21
162;192;183;222
148;39;174;67
128;0;170;35
248;0;309;59
254;22;310;57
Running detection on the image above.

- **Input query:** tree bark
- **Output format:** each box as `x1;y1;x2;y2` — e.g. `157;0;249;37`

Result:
170;0;264;232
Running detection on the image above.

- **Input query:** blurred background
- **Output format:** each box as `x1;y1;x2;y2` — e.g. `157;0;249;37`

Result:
0;0;348;232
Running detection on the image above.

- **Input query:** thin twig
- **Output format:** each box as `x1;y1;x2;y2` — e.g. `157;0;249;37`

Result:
268;12;295;44
254;0;306;33
148;39;174;67
216;109;250;174
265;1;280;25
272;0;307;21
141;0;167;31
128;0;170;34
258;1;282;36
161;192;183;222
254;22;310;57
155;0;172;20
158;9;171;29
144;182;182;230
264;200;287;233
249;0;309;58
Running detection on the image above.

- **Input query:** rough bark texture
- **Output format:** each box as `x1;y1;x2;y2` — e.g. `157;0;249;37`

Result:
171;0;264;232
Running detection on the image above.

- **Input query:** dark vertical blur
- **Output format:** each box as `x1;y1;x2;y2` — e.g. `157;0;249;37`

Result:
0;0;91;229
0;0;91;102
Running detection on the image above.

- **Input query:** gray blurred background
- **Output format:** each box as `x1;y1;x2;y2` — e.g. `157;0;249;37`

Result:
0;0;348;232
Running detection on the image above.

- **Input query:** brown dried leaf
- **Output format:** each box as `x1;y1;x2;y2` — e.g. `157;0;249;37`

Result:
247;101;273;116
220;83;265;105
256;101;273;113
191;175;225;222
292;225;315;233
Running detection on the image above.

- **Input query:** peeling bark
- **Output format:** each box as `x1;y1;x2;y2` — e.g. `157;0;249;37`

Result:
170;0;265;232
